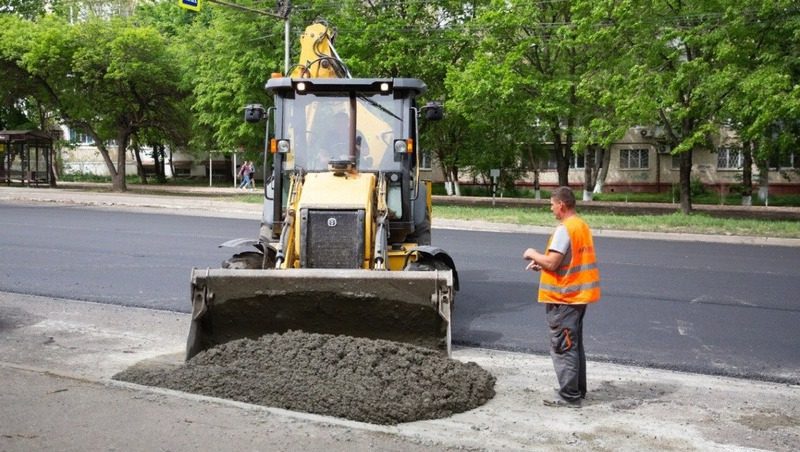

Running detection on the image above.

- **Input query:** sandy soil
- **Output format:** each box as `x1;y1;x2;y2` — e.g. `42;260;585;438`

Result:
114;330;496;425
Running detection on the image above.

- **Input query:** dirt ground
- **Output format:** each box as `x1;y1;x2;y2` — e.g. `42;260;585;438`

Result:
114;330;496;425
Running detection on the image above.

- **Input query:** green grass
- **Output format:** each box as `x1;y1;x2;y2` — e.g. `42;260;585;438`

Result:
431;183;800;207
433;205;800;238
593;191;800;207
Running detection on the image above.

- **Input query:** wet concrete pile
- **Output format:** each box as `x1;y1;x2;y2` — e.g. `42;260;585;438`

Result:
114;330;496;425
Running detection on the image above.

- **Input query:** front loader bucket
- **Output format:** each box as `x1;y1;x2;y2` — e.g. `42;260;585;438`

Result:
186;268;453;360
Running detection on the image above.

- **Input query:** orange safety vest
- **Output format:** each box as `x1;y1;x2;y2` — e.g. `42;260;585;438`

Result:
538;215;601;304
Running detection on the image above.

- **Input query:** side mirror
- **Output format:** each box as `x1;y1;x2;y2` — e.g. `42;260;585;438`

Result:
244;104;265;123
422;101;444;121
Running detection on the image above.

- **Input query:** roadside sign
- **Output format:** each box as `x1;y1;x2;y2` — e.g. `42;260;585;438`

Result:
179;0;201;11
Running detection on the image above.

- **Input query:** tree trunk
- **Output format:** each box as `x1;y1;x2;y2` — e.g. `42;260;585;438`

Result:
168;146;175;178
552;128;570;187
48;145;58;188
593;147;610;194
741;141;753;206
524;144;542;199
153;144;166;183
757;158;769;205
678;150;693;214
133;144;147;185
88;126;125;192
583;147;595;201
111;130;129;192
451;166;461;196
152;144;161;182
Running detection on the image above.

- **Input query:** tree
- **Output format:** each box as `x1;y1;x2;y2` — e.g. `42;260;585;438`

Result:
179;3;283;171
611;1;752;213
570;0;640;199
4;15;188;191
50;0;140;20
0;0;49;18
447;0;596;189
720;1;800;205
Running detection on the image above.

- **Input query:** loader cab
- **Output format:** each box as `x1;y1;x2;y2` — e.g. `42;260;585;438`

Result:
263;78;431;243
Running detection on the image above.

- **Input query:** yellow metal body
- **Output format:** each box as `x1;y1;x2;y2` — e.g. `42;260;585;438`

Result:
287;172;376;269
290;23;338;78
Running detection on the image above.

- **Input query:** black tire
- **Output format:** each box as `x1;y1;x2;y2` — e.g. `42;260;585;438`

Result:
222;251;272;269
404;256;450;272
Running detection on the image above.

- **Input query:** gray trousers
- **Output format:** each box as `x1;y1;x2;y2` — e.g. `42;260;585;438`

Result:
545;303;587;402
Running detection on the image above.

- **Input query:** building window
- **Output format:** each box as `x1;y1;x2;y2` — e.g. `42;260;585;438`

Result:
542;150;585;170
543;150;558;170
173;166;191;177
570;152;585;169
619;148;649;169
717;146;742;170
70;129;94;145
769;151;799;169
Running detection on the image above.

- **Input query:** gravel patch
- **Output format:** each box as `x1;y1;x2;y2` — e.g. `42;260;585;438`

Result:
114;330;496;425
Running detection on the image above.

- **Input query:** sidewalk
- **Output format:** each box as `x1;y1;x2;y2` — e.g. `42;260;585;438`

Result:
1;292;798;451
12;180;800;219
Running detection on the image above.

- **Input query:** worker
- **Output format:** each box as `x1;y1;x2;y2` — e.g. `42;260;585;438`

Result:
523;186;601;408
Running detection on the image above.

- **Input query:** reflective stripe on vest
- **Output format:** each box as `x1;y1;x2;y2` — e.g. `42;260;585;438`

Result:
538;216;601;304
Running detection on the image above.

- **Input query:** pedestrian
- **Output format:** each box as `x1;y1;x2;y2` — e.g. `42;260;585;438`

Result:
247;161;256;190
523;186;601;408
238;161;251;189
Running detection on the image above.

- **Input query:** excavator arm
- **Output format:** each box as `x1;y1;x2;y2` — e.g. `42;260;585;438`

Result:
289;22;350;78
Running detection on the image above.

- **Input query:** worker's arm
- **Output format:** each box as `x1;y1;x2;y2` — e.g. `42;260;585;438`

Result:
523;248;564;272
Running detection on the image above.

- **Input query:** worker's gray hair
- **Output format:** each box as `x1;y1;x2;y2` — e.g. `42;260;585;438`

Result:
551;186;576;208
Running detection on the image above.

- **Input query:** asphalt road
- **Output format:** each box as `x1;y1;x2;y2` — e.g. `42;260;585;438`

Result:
1;201;799;383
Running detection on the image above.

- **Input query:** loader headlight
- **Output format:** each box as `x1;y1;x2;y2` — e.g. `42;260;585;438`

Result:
394;139;409;155
277;139;291;154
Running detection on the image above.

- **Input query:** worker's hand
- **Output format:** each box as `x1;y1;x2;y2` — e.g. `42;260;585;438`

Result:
526;261;542;272
524;248;541;271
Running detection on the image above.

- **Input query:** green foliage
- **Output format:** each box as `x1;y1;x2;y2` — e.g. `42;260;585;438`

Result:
0;13;189;189
0;0;48;18
179;3;282;155
2;0;799;199
670;177;707;198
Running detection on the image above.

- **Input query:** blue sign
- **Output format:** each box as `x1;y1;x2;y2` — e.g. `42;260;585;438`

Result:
179;0;200;12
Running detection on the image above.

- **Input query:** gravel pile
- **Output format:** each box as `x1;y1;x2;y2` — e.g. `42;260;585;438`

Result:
114;331;496;425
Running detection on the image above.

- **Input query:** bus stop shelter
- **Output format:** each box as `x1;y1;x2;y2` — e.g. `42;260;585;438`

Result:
0;130;54;187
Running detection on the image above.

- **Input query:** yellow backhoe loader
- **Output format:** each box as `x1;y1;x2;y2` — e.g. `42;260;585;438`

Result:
186;21;458;360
